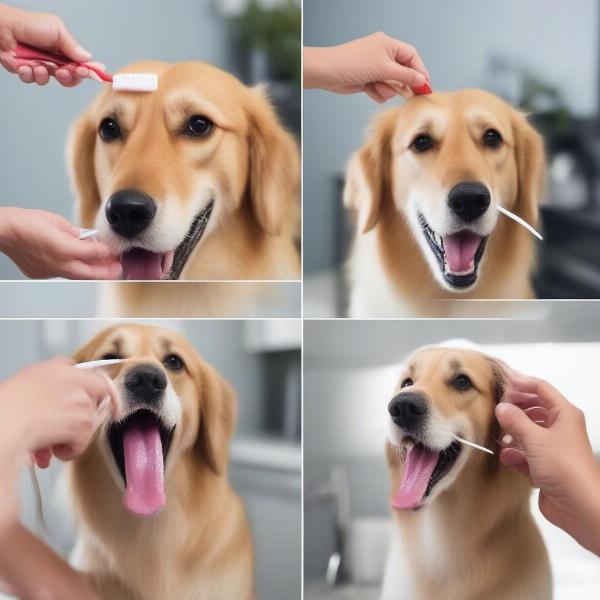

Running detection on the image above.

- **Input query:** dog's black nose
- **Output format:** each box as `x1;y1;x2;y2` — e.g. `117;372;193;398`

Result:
388;392;429;431
105;190;156;238
448;181;490;222
125;364;167;403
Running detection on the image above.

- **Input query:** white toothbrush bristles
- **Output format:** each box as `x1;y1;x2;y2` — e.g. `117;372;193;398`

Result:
112;73;158;92
453;434;494;455
497;206;543;241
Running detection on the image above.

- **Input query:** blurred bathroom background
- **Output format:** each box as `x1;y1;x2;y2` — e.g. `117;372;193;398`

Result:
1;318;301;600
304;0;600;316
0;0;300;280
304;302;600;600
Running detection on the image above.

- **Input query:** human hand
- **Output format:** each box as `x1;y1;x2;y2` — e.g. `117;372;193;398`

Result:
304;32;430;102
495;377;600;555
0;207;121;279
0;3;95;86
0;357;116;468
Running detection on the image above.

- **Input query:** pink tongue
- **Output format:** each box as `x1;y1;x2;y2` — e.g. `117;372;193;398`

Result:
392;444;439;510
121;249;165;280
442;231;482;273
123;418;165;516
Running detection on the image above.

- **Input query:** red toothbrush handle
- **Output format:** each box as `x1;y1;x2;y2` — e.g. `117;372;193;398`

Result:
13;42;71;66
12;43;113;82
412;82;433;95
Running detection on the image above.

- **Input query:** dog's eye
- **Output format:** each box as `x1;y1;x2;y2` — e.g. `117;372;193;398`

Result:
100;353;123;360
452;374;473;391
410;134;434;153
164;353;184;371
400;377;414;388
98;118;122;141
483;129;502;148
185;115;214;138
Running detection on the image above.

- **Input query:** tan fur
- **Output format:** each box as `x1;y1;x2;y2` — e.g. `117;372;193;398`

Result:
68;325;254;600
385;347;551;600
345;90;545;316
67;61;299;288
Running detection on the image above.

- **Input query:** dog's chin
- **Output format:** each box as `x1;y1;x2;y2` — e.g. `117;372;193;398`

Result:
417;213;489;293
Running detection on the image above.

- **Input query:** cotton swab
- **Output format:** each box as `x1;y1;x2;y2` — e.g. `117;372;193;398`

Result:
75;358;125;369
497;206;543;241
79;228;98;240
453;434;494;455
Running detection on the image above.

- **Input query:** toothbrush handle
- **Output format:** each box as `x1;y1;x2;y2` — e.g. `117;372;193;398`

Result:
12;43;113;82
13;42;71;66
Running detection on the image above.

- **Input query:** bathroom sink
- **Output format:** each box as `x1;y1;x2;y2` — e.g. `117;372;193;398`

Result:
304;581;380;600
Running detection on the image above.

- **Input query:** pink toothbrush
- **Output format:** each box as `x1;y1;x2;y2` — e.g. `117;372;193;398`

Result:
13;43;158;91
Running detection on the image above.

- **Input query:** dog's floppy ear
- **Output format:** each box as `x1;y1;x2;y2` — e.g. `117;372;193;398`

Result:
195;363;237;476
344;108;397;233
66;106;102;228
245;86;300;236
511;111;545;227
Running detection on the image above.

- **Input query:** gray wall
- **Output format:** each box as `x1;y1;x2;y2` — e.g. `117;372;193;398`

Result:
303;0;599;272
0;0;235;279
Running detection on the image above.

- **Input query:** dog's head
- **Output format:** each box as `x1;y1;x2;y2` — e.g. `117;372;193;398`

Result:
386;346;503;510
345;89;544;292
68;61;299;280
72;324;236;517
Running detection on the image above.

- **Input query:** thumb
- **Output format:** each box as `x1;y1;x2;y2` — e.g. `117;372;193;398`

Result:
495;402;541;448
54;20;91;63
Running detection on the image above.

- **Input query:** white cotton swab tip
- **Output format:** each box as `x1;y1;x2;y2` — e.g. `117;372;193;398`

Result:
453;434;494;455
112;73;158;92
497;206;543;241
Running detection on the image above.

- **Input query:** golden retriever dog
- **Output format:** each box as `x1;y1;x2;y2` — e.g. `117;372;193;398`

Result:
383;346;551;600
67;61;299;282
68;324;254;600
344;90;545;317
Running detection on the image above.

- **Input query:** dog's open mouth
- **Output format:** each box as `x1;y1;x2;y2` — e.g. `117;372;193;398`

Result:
391;439;462;510
119;201;213;280
418;214;487;288
108;409;175;517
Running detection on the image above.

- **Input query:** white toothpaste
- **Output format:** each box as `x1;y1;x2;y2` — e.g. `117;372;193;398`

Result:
497;206;543;241
453;434;494;455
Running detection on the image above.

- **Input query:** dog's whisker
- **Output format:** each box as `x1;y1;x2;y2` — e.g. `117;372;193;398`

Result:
497;206;543;241
452;434;494;455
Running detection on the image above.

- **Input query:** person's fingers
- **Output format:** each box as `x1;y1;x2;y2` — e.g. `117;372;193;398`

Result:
392;41;430;80
60;259;122;280
55;68;76;87
79;370;115;403
384;80;414;99
380;60;426;89
495;402;542;446
53;19;92;63
364;83;386;103
371;81;398;102
0;52;17;73
33;65;50;86
17;65;34;83
33;448;52;469
499;447;531;478
52;443;75;461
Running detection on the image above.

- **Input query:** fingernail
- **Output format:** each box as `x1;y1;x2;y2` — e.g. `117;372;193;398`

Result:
75;46;92;60
415;73;425;86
